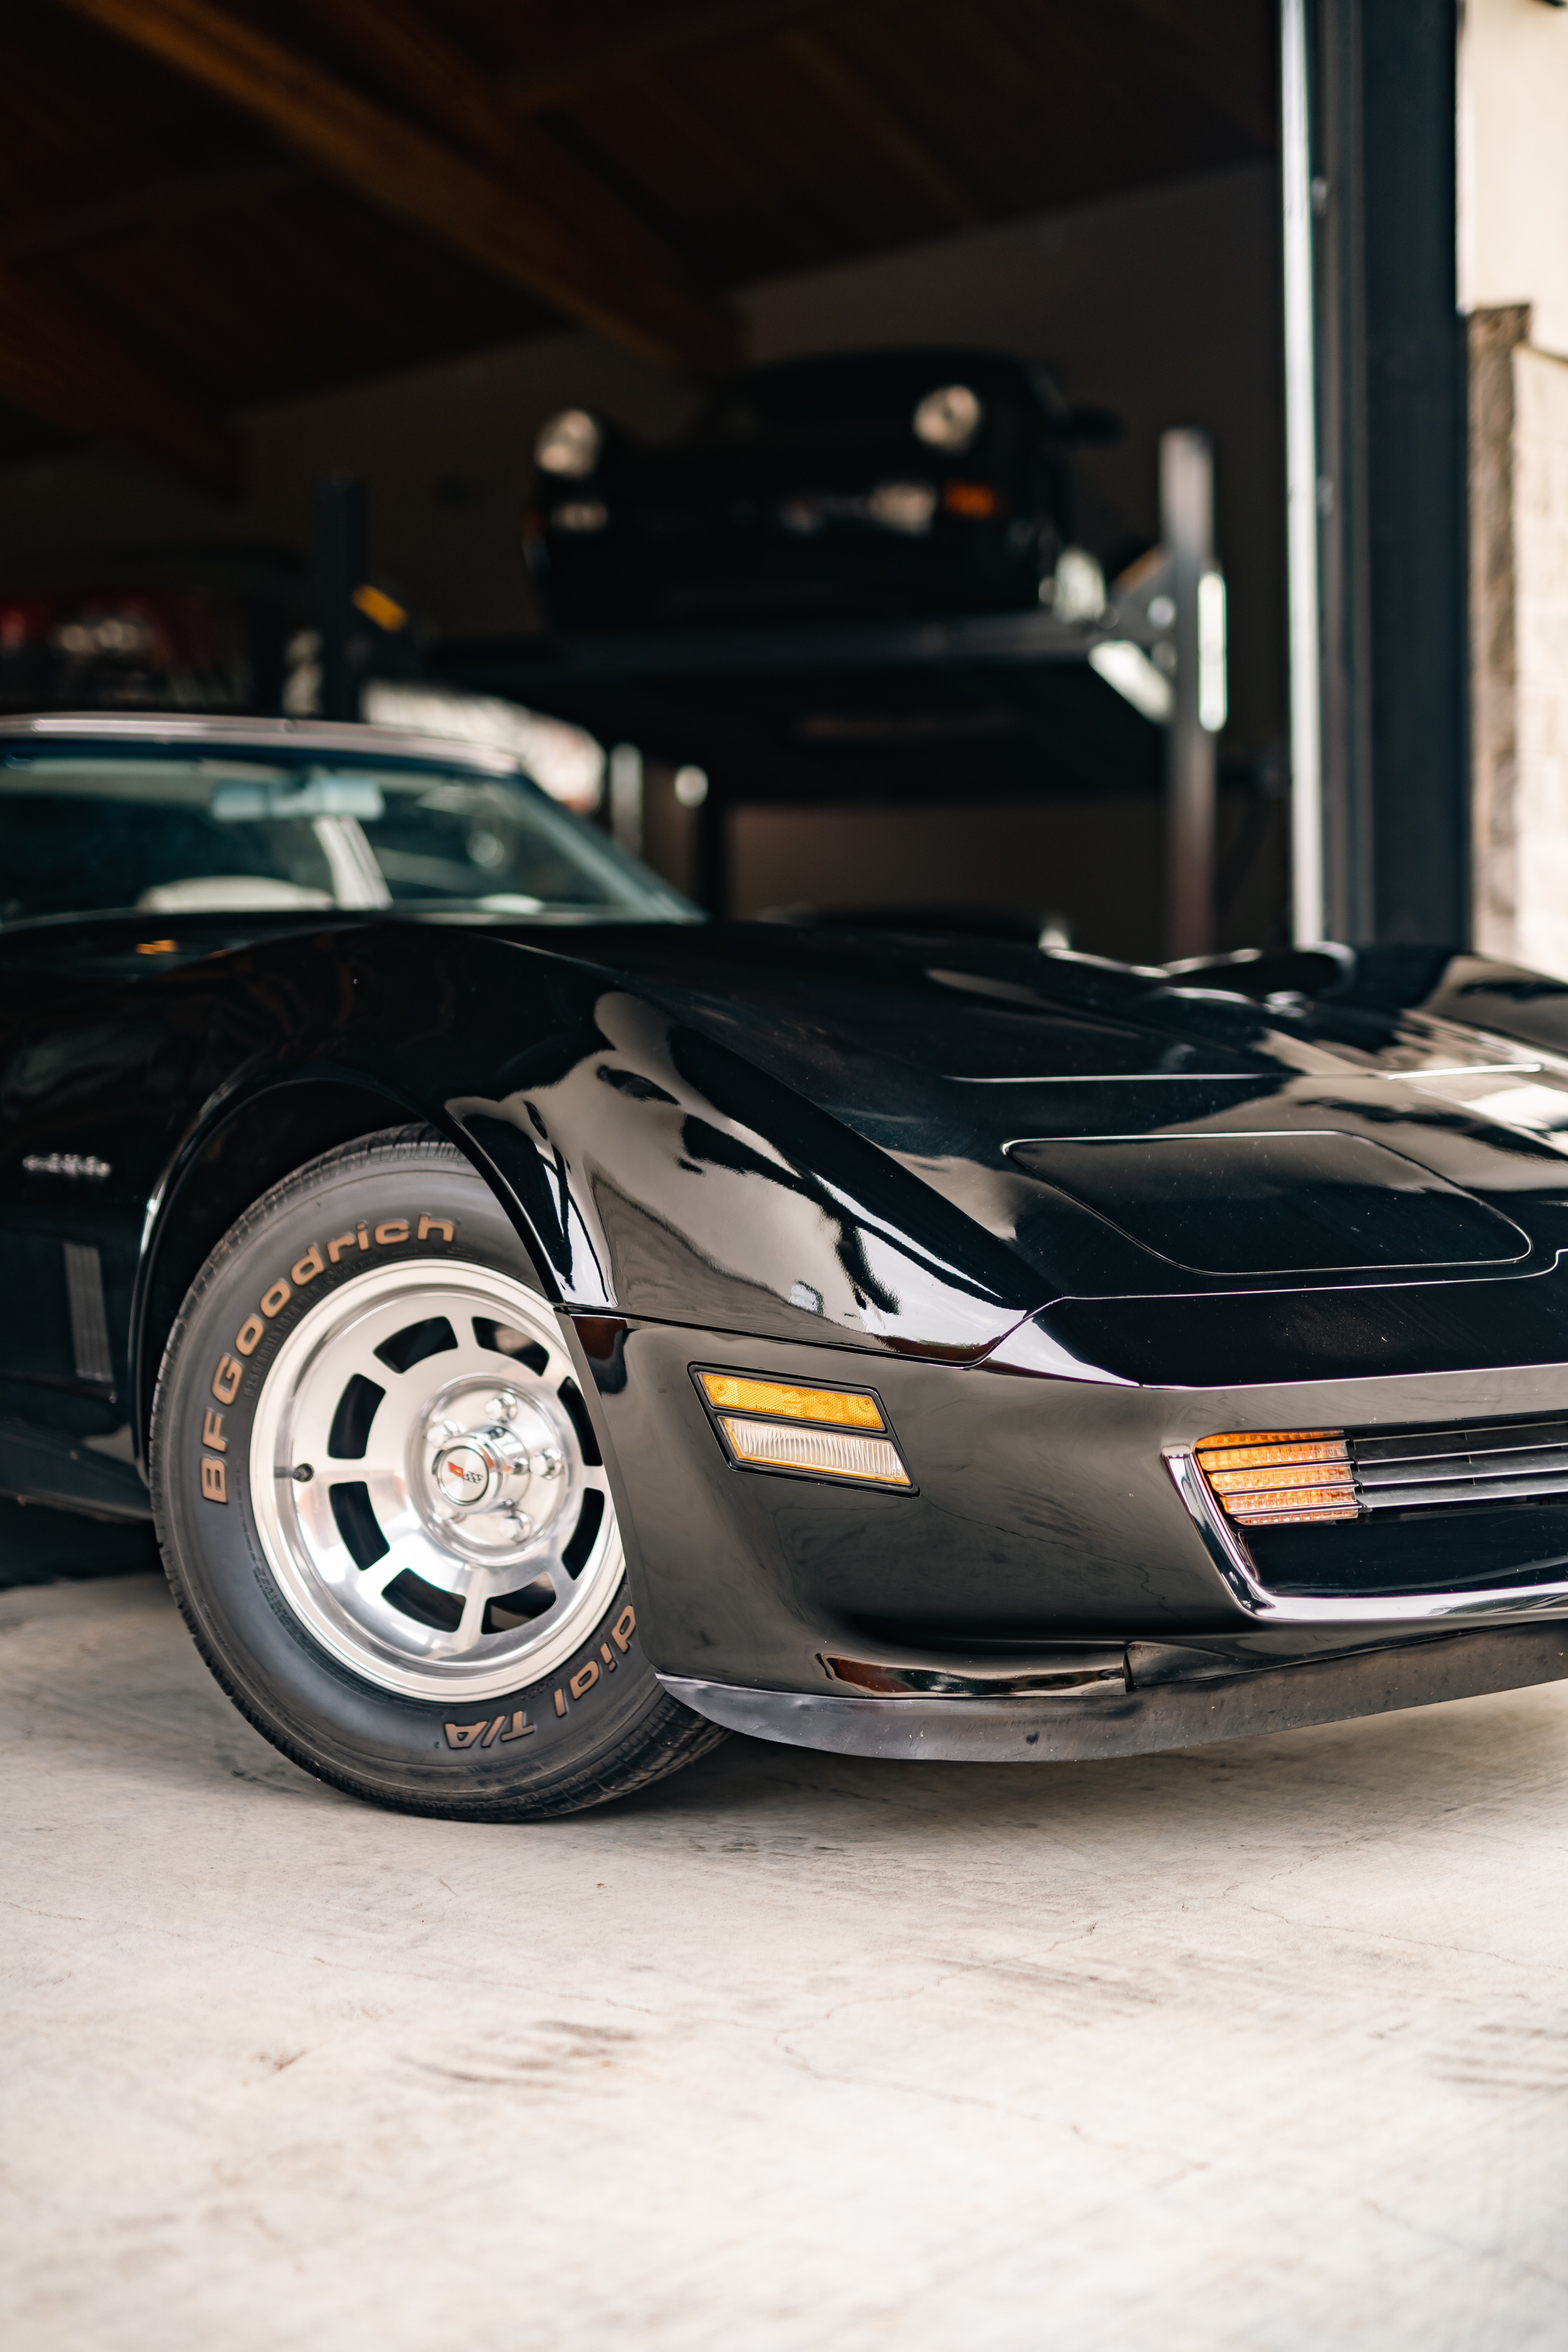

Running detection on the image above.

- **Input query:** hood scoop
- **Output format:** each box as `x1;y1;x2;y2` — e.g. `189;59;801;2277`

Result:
1004;1130;1528;1276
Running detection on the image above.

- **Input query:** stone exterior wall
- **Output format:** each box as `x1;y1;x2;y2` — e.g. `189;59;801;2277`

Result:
1470;309;1568;973
1513;343;1568;971
1470;306;1527;958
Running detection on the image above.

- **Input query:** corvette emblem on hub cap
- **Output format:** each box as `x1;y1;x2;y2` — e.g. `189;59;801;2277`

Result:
434;1442;494;1507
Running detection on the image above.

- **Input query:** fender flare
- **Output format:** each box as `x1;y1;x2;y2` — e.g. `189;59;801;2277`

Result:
127;1061;572;1455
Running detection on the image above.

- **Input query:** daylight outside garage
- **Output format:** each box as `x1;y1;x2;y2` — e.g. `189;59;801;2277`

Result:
5;3;1568;2347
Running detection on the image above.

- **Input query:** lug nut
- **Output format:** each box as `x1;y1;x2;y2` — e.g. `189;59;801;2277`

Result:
488;1392;519;1422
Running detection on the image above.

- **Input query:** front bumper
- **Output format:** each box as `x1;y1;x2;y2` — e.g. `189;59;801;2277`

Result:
661;1624;1568;1761
573;1314;1568;1746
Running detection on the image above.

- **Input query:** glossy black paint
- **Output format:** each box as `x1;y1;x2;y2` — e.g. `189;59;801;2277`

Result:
12;899;1568;1692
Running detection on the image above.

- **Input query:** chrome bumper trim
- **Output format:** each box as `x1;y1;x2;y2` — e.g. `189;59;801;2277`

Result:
822;1648;1126;1699
1164;1445;1568;1625
659;1625;1568;1762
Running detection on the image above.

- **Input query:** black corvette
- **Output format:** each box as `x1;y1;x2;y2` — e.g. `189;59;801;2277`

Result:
9;711;1568;1820
525;347;1119;631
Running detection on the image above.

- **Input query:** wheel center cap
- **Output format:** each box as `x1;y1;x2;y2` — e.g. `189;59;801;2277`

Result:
434;1441;494;1508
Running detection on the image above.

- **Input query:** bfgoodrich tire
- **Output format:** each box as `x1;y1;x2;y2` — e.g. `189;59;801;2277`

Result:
149;1127;725;1820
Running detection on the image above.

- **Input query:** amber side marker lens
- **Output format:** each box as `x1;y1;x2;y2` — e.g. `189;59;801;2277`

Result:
136;938;178;955
699;1373;884;1430
1194;1430;1356;1526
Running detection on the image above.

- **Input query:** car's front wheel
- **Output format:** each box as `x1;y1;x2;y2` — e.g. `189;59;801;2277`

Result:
150;1128;725;1818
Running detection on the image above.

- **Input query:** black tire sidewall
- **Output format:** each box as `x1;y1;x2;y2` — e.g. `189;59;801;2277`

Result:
151;1134;662;1812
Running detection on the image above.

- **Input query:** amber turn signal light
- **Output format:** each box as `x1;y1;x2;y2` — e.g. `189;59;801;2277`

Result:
1194;1430;1356;1526
699;1372;884;1430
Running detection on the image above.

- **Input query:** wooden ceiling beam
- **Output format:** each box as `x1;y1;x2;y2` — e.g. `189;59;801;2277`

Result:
501;0;842;117
0;260;241;492
310;0;523;169
305;0;731;353
3;153;313;263
1100;0;1276;150
776;25;984;231
53;0;740;374
955;0;1262;208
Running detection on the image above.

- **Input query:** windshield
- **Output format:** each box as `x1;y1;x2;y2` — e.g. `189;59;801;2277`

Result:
0;747;696;928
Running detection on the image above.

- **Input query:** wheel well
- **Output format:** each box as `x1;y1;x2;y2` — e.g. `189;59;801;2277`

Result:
134;1081;418;1446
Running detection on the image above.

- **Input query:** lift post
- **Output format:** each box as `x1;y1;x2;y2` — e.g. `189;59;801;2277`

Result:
312;472;370;723
1161;428;1223;958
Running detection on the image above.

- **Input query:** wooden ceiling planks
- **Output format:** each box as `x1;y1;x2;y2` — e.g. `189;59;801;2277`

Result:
54;0;742;368
0;257;241;488
492;0;843;120
580;62;824;289
828;0;1048;226
0;0;1276;487
56;175;554;407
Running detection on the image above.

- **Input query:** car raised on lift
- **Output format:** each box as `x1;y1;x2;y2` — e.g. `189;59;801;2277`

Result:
526;346;1120;632
7;710;1568;1819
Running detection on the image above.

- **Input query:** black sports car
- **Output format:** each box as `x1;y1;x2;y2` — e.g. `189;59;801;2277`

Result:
525;347;1120;631
10;712;1568;1821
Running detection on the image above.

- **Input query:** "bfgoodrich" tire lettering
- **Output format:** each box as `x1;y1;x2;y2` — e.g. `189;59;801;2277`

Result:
197;1209;457;1503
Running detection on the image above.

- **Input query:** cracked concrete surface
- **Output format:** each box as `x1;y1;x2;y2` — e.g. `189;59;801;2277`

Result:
5;1570;1568;2349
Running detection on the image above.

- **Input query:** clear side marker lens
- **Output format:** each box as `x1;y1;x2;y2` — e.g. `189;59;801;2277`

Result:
718;1416;911;1486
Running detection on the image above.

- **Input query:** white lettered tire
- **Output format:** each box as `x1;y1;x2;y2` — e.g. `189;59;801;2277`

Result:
150;1129;725;1818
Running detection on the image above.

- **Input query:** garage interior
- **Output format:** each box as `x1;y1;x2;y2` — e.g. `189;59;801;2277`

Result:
0;0;1288;960
12;3;1568;2345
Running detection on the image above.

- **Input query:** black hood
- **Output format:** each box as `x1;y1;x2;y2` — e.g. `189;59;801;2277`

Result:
536;921;1568;1308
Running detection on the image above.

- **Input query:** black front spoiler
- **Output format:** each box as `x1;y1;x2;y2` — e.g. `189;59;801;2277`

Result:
659;1624;1568;1761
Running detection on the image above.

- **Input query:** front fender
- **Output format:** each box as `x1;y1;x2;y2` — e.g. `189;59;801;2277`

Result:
446;976;1047;1360
122;921;1054;1451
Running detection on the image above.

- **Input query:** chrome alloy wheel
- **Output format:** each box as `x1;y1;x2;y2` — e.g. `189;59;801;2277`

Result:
250;1261;620;1702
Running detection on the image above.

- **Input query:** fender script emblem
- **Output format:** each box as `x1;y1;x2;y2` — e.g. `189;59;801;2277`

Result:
24;1153;111;1180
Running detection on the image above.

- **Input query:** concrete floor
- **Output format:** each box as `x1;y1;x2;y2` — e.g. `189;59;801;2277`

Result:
5;1566;1568;2351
